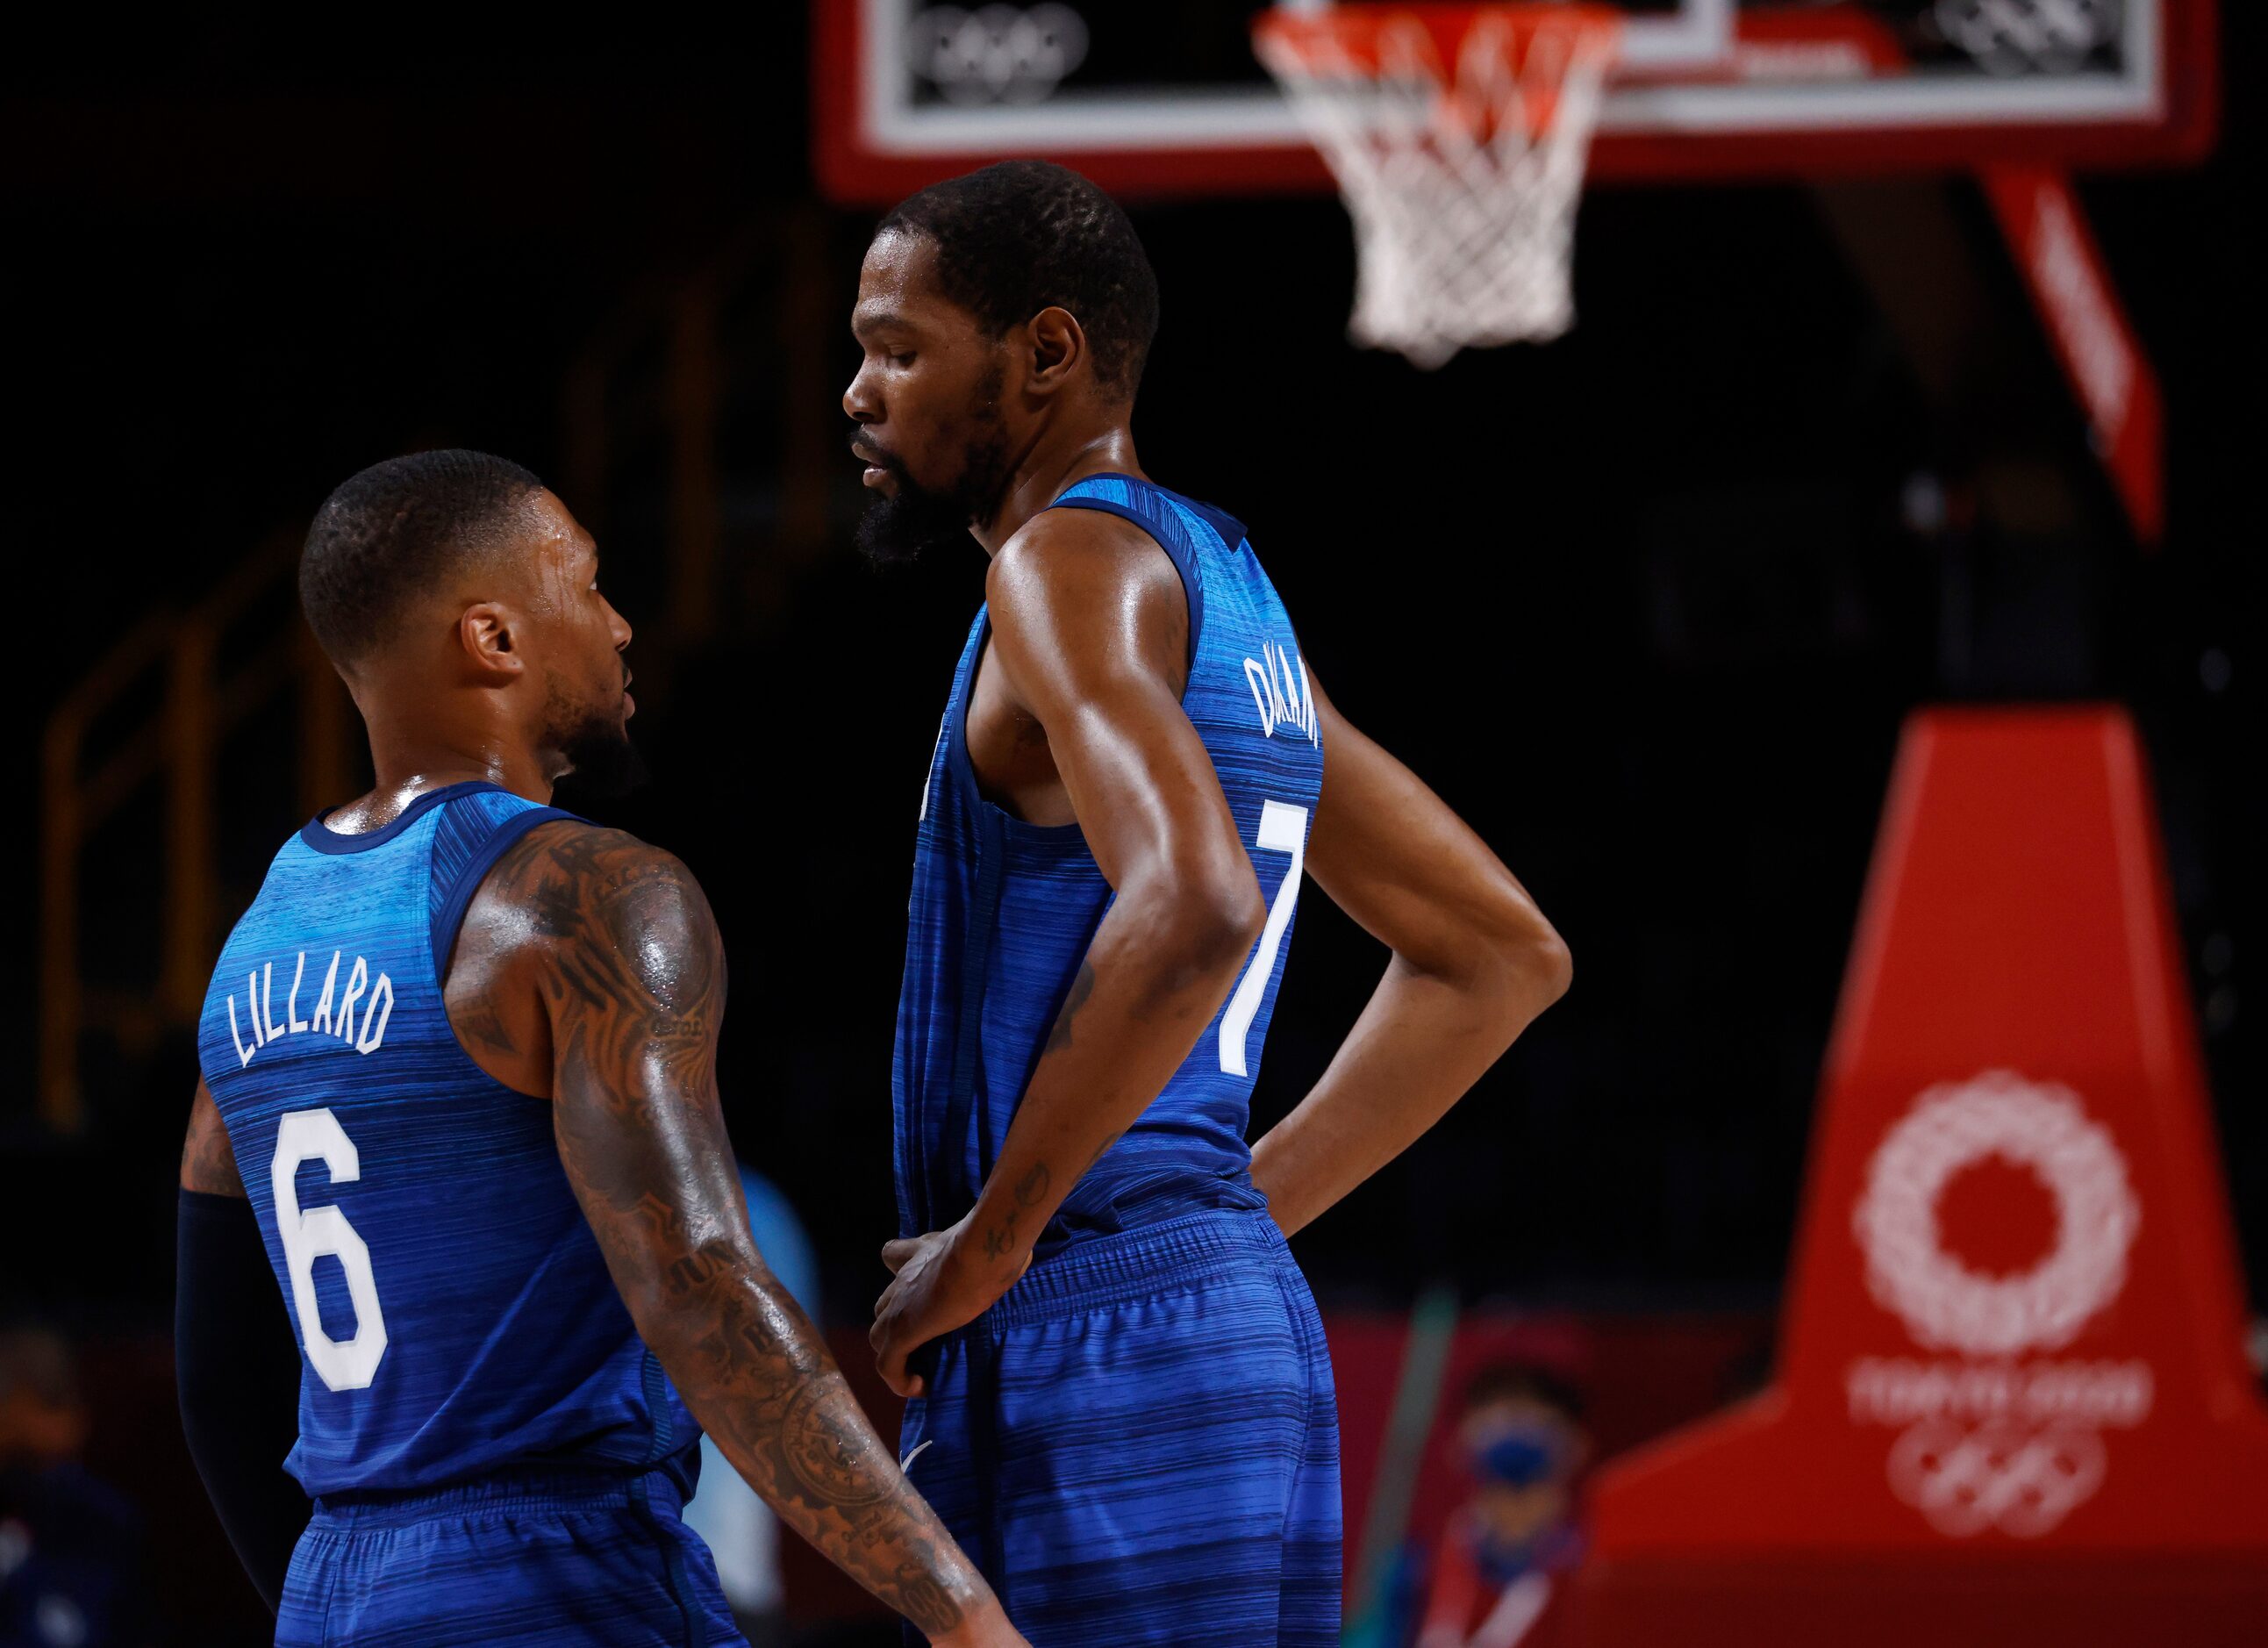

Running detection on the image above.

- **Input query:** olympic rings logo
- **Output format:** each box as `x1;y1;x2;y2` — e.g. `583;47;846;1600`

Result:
1933;0;2125;78
907;5;1090;107
1853;1071;2139;1358
1886;1419;2107;1537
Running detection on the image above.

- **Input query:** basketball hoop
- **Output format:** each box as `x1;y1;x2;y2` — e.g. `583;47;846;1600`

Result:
1253;4;1621;367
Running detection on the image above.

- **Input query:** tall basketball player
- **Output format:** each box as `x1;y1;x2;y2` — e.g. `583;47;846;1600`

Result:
175;452;1026;1647
851;164;1573;1644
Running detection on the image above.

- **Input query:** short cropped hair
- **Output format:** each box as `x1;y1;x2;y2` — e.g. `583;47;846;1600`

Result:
878;161;1161;400
300;449;546;666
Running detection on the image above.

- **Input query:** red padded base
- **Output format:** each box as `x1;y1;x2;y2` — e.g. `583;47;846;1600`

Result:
1573;1553;2268;1647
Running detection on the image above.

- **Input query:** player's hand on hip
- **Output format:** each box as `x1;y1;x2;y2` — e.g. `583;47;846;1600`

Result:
871;1213;1031;1399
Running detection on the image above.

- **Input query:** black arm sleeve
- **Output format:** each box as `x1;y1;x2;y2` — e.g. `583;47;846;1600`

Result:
175;1187;309;1614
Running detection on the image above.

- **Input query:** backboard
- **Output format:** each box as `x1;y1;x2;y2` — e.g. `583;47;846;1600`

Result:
813;0;2217;204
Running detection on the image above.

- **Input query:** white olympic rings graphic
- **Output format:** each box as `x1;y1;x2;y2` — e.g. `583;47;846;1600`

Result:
1934;0;2124;77
1852;1071;2139;1358
908;5;1090;106
1887;1419;2107;1537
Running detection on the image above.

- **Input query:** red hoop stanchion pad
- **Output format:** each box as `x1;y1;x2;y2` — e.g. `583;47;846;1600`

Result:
1574;706;2268;1646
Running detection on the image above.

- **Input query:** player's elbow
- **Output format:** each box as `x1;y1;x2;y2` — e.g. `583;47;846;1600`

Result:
1134;859;1266;984
1184;871;1269;977
1512;921;1573;1008
1461;880;1571;1020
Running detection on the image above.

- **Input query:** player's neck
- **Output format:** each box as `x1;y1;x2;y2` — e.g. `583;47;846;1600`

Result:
976;424;1143;557
357;710;558;814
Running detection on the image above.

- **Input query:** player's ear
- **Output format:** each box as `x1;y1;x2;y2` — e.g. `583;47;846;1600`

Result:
458;602;526;682
1026;305;1085;397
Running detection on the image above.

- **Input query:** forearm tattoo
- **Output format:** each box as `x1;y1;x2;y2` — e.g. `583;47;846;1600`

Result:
180;1084;245;1196
490;826;980;1636
974;959;1127;1259
981;1161;1051;1261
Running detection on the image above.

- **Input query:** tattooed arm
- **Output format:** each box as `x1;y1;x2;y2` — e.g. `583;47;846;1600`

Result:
476;823;1019;1646
181;1081;244;1197
869;509;1267;1398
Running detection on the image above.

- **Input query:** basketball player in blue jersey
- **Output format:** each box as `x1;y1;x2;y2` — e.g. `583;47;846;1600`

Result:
847;162;1573;1646
174;451;1027;1648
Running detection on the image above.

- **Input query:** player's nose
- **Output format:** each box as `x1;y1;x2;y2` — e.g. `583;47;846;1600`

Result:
843;359;881;426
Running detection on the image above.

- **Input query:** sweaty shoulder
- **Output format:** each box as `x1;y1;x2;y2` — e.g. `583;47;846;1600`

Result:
986;502;1188;696
447;819;724;1096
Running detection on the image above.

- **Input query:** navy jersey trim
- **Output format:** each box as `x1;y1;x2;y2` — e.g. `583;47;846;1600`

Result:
639;1349;680;1468
427;805;579;979
1150;481;1248;563
942;475;1227;833
298;780;513;856
942;616;1088;842
1183;498;1248;555
1047;481;1207;667
1067;470;1248;556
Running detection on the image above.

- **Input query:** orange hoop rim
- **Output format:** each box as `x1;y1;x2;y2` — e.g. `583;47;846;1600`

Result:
1253;3;1625;78
1255;4;1625;147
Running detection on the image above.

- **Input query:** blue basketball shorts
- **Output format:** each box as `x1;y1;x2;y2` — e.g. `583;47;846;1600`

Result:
898;1207;1343;1647
275;1466;746;1647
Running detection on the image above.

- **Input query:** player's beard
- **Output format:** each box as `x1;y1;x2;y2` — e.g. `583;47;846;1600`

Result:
547;670;647;799
855;365;1013;567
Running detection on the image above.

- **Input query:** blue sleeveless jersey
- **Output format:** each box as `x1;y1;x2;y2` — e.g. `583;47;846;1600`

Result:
195;782;699;1500
892;475;1326;1251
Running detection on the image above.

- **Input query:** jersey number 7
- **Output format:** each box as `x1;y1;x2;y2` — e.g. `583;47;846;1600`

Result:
1219;799;1308;1078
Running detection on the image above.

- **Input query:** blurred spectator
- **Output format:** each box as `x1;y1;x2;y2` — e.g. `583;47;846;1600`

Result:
680;1164;821;1648
0;1326;147;1648
1413;1364;1588;1648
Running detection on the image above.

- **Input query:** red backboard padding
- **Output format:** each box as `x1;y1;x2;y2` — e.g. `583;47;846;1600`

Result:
1576;706;2268;1644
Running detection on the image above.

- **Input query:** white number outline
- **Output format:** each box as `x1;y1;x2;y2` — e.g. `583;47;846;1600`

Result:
271;1108;390;1392
1219;799;1309;1077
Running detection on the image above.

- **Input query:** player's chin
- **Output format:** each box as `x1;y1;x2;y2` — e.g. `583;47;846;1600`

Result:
557;721;649;799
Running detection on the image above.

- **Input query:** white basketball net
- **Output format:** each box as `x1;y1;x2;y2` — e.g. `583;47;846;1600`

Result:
1256;6;1620;368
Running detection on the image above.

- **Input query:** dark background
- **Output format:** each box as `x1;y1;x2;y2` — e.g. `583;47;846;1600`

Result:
0;6;2257;1636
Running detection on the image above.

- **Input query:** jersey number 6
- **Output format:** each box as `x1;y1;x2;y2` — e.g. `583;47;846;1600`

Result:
1219;799;1309;1078
272;1107;390;1392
